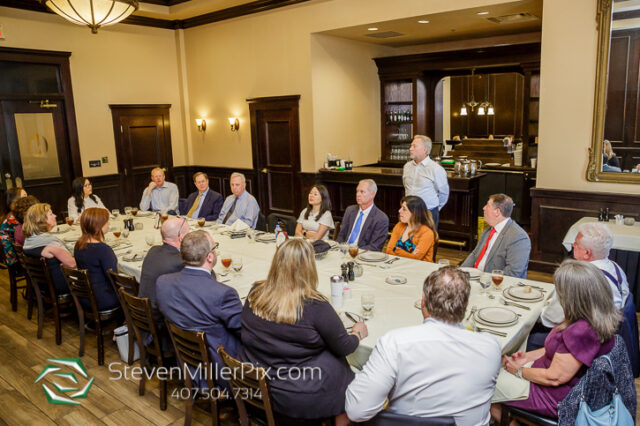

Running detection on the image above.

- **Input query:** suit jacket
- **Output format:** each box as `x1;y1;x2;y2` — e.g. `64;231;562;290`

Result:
181;189;223;221
138;243;184;351
157;267;242;387
461;218;531;279
337;204;389;252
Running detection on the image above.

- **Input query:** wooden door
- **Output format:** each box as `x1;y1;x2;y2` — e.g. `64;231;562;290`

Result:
110;105;173;207
248;95;301;218
0;99;73;215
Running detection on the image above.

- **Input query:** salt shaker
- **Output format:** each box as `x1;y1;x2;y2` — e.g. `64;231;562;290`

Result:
347;261;355;282
605;208;610;222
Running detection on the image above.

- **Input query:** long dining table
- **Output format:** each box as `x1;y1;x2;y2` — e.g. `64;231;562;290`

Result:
59;213;555;368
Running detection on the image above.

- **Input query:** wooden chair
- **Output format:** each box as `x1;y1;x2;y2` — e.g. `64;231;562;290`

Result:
108;269;140;365
361;411;455;425
266;213;297;235
5;241;28;312
500;406;557;426
119;289;173;410
62;266;121;365
18;251;73;345
166;320;227;426
13;245;35;319
217;345;275;426
332;220;341;241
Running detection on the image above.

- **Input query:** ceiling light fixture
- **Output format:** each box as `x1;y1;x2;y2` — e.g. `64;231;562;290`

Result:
41;0;138;34
367;27;378;31
418;20;430;24
460;68;495;116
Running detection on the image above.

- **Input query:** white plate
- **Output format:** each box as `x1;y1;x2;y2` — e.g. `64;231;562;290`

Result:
135;211;153;217
474;315;518;328
459;267;481;279
123;252;145;262
485;162;501;167
414;299;422;310
255;233;276;242
385;275;407;285
358;252;388;262
476;307;518;325
504;287;544;302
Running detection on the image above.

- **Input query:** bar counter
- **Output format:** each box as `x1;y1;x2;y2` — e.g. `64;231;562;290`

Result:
317;166;485;248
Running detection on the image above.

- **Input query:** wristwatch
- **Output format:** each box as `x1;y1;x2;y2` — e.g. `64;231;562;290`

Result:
516;366;524;379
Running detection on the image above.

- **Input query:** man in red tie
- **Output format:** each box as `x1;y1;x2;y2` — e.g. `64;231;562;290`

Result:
460;194;531;278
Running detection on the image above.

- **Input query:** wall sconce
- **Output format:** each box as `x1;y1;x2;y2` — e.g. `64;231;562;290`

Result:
228;117;239;132
195;118;206;132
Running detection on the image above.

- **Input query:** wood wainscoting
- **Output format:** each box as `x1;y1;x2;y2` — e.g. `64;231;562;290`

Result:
530;188;640;273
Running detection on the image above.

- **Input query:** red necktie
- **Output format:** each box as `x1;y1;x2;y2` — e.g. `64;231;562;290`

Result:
474;227;496;268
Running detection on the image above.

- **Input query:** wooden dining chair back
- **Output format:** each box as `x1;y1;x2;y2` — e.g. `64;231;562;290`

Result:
62;266;121;365
166;320;224;426
18;252;73;345
332;220;341;241
13;245;34;318
217;345;275;426
119;289;170;410
4;240;27;312
107;269;140;365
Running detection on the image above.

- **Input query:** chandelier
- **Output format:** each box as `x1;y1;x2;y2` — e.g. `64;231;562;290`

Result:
460;68;495;116
41;0;139;34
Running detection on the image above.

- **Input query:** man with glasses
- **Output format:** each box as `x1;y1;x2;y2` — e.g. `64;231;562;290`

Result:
138;217;190;352
157;230;242;389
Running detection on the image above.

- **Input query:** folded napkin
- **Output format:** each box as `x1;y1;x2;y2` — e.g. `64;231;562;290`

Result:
229;219;250;232
312;240;331;254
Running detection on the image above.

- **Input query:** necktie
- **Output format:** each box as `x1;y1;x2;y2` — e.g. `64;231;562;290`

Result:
222;197;238;224
348;211;364;244
186;192;203;218
474;227;496;269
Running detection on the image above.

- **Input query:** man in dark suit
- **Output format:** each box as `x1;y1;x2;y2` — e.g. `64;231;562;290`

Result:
461;193;531;278
157;230;242;388
337;179;389;251
138;217;189;352
180;172;223;221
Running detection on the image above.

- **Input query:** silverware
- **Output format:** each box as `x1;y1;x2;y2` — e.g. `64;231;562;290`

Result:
466;305;477;321
345;312;359;323
500;298;530;310
475;327;507;337
385;257;399;264
517;282;547;292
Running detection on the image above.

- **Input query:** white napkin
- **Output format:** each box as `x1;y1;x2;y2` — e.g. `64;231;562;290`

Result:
229;219;249;232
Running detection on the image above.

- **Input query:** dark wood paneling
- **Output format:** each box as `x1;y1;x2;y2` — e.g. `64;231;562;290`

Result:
530;188;640;273
90;174;122;211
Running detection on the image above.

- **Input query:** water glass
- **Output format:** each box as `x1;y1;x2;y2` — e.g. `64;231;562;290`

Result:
361;291;375;319
135;222;143;231
437;259;450;267
479;273;491;297
145;234;156;247
122;228;130;238
220;255;232;276
124;206;132;216
232;256;243;275
111;209;120;218
491;269;504;291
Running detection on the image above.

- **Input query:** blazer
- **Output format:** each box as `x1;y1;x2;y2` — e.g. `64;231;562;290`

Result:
461;218;531;279
337;204;389;251
157;267;242;387
181;189;223;221
386;223;435;262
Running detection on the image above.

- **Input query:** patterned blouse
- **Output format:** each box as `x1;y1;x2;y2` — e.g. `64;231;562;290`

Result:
394;235;416;254
0;215;19;266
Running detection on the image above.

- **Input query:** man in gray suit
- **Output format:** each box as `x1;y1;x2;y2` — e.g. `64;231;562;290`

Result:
461;194;530;278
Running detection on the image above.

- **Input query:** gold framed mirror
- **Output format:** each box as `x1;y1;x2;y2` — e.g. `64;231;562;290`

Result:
587;0;640;182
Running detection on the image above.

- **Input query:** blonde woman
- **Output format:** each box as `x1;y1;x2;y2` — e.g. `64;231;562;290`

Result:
603;139;620;169
23;203;76;294
241;238;367;426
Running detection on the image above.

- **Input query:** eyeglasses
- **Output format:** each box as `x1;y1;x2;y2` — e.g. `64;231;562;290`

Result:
210;242;219;253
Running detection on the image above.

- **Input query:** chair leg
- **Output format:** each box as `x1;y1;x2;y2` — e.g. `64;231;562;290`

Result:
9;271;17;312
78;315;85;357
127;326;135;365
500;405;512;426
97;328;104;366
184;391;194;426
209;396;219;426
139;363;147;396
53;303;62;345
36;294;44;340
27;285;34;320
160;375;167;411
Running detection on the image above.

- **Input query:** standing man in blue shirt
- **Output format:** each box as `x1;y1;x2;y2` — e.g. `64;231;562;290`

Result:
217;172;260;229
181;172;223;221
139;167;179;214
402;135;449;229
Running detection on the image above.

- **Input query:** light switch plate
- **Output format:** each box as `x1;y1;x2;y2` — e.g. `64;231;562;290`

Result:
101;156;109;163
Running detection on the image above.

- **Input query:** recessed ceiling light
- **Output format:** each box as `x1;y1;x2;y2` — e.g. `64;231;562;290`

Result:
477;11;489;15
368;27;378;31
418;20;430;24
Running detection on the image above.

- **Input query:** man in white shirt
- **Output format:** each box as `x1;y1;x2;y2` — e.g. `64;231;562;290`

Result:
345;266;501;425
139;168;179;214
402;135;449;229
461;194;531;279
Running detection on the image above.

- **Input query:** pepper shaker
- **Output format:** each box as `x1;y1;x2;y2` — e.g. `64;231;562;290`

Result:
605;208;610;222
598;208;604;221
347;261;355;282
340;263;349;282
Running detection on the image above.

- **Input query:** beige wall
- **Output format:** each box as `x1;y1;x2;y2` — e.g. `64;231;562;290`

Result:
0;7;188;177
537;0;638;194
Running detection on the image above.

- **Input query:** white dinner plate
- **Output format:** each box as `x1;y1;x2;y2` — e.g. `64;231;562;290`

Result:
484;162;501;167
459;267;481;280
358;252;388;262
475;307;518;326
136;211;153;217
255;233;276;242
385;275;407;285
503;286;544;302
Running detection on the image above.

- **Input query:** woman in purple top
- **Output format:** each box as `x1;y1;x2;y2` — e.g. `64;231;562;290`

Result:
492;259;622;420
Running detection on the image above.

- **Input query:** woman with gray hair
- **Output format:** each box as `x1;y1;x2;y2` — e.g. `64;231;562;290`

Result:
491;259;622;421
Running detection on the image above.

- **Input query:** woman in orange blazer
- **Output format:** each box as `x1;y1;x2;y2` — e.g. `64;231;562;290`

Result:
386;195;438;262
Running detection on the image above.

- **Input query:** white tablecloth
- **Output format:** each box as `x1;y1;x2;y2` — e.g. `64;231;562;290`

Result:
562;217;640;252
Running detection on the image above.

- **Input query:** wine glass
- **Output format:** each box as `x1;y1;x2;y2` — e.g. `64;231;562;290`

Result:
491;269;504;291
198;217;206;228
220;255;232;276
348;244;359;260
437;259;450;267
232;256;243;276
479;273;491;297
124;206;132;216
131;207;139;217
122;228;130;239
361;291;375;319
65;216;74;227
111;209;120;218
113;225;121;239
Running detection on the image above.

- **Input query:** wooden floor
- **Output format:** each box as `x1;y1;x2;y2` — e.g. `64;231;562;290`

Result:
0;249;636;425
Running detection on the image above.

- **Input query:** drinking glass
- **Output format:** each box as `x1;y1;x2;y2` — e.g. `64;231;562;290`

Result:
161;212;169;223
232;256;243;275
124;206;132;216
122;228;130;238
135;222;144;231
348;244;359;260
437;259;450;267
111;209;120;218
65;217;74;227
113;226;121;239
145;234;156;247
340;244;349;259
479;273;491;297
491;269;504;291
220;255;232;276
361;291;375;319
198;217;206;227
131;207;139;217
